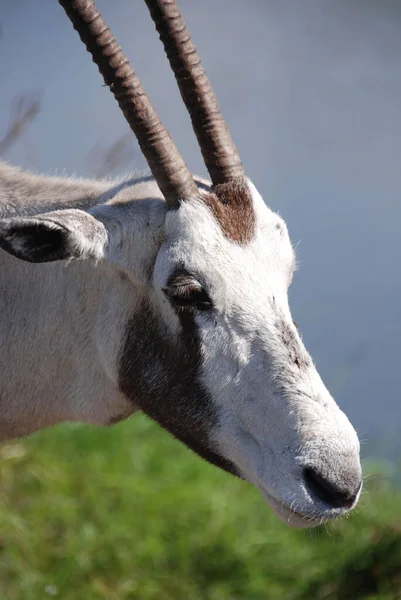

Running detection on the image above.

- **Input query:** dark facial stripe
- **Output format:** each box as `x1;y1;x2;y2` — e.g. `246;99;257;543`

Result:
200;178;256;244
118;300;239;476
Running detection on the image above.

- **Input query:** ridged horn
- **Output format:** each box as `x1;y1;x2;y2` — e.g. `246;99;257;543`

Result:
144;0;245;187
58;0;199;207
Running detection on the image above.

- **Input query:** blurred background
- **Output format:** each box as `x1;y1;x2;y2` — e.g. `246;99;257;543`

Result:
0;1;400;598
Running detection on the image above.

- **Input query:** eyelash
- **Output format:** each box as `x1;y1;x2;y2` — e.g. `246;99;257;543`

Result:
163;282;213;312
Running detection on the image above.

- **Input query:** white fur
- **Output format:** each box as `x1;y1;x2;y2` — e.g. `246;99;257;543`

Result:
0;162;361;528
155;181;361;527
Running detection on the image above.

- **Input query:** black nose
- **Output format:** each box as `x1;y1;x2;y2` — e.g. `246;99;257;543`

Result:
303;467;362;509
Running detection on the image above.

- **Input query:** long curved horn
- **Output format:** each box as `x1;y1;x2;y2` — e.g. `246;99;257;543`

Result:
144;0;245;187
58;0;199;207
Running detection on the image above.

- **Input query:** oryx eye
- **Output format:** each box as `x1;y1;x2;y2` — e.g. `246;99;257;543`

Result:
163;272;213;312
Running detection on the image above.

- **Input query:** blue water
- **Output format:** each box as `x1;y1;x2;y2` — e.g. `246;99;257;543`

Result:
1;0;400;458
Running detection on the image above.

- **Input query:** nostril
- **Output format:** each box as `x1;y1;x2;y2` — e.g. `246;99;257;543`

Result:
303;467;361;509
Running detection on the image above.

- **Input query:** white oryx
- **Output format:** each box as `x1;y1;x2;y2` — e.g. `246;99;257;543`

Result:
0;0;362;528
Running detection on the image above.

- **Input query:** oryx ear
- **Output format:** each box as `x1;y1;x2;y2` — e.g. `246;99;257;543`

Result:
0;209;108;263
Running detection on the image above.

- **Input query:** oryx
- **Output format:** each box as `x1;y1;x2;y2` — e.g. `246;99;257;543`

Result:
0;0;362;528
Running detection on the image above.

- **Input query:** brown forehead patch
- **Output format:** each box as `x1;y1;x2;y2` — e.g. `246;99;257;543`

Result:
200;178;256;244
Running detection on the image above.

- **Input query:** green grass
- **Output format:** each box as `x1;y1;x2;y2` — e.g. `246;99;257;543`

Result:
0;415;400;600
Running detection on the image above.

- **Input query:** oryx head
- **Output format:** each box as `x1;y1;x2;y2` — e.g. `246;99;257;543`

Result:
12;0;363;527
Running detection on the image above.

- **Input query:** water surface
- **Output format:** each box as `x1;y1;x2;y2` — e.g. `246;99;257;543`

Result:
1;0;400;457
